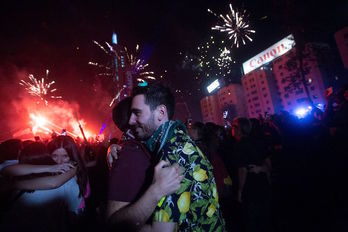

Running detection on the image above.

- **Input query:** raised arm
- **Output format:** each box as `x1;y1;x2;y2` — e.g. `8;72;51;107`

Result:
12;166;76;190
1;163;74;177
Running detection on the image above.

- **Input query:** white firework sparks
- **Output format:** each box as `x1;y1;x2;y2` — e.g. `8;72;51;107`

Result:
123;45;155;82
196;36;234;78
89;40;119;78
20;69;62;106
208;4;255;48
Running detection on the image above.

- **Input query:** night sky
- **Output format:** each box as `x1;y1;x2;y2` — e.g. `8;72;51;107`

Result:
0;0;347;139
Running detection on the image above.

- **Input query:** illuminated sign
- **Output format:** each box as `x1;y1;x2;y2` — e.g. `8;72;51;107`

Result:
207;79;220;93
242;34;295;74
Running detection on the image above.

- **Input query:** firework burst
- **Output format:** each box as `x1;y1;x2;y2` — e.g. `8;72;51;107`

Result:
20;69;62;106
90;39;156;106
89;41;155;82
123;45;155;82
191;36;234;79
208;4;255;48
88;40;119;79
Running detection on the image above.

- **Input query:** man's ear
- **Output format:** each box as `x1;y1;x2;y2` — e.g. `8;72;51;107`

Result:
156;104;168;122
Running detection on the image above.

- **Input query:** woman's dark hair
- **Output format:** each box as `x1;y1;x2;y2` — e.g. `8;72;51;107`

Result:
47;136;88;197
18;142;56;165
112;96;132;132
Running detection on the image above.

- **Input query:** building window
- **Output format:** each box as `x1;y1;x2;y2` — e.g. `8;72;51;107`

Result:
281;78;286;84
262;87;266;91
280;72;283;76
279;64;283;69
284;93;289;98
264;94;268;98
266;100;269;104
252;96;259;101
267;107;271;111
261;80;265;84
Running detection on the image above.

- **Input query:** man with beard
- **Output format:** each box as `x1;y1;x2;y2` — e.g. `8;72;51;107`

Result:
107;97;183;231
128;83;226;231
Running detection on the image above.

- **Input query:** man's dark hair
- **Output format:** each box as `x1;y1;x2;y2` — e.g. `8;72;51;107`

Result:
112;97;132;132
132;83;175;119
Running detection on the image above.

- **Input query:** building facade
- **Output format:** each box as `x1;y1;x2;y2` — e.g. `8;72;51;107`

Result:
242;68;281;118
200;83;247;124
272;44;327;113
242;35;330;117
200;94;221;124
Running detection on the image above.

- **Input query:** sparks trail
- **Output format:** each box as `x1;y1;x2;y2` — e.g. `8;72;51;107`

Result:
19;69;62;106
90;37;156;106
208;4;255;48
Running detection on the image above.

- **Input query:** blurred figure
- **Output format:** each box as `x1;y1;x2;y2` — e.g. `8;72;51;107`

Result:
233;117;272;232
1;141;79;232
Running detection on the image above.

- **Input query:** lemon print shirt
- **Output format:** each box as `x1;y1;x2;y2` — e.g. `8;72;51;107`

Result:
149;121;226;232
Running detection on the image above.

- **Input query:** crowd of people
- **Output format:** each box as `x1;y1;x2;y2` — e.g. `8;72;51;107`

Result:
0;82;347;232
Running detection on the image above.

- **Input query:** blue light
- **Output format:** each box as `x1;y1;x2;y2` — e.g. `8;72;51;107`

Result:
316;103;324;111
138;81;148;87
294;107;308;118
112;32;118;45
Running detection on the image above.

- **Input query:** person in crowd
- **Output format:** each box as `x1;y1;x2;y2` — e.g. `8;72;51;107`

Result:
1;141;80;232
107;96;184;231
188;121;209;157
233;117;272;232
126;83;226;231
2;136;89;214
202;122;233;231
47;135;90;212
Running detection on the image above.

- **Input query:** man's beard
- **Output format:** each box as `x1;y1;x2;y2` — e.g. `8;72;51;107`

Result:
132;114;157;141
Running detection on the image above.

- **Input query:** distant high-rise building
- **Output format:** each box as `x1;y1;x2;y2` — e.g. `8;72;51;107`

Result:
200;94;221;124
241;35;330;117
335;27;348;69
242;69;281;118
217;83;247;121
200;83;247;125
272;44;327;113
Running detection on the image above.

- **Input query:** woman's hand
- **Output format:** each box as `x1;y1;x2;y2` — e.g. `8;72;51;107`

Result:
107;144;122;170
49;162;75;174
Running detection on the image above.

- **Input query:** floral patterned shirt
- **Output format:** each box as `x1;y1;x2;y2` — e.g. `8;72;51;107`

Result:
152;124;226;232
